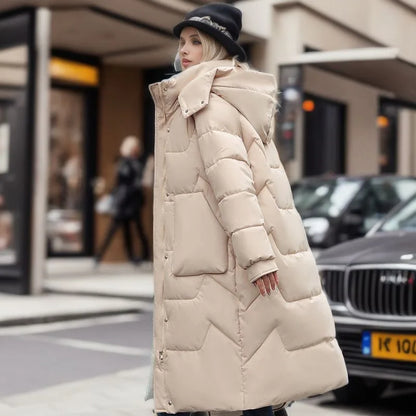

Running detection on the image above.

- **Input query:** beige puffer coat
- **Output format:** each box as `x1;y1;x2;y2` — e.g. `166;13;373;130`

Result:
149;59;348;414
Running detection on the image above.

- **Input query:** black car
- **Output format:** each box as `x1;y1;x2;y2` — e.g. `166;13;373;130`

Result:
317;194;416;403
292;175;416;248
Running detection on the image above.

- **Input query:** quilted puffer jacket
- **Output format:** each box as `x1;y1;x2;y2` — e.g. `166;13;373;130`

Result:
149;59;348;414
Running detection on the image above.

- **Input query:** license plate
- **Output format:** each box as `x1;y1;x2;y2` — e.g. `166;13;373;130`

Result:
362;331;416;362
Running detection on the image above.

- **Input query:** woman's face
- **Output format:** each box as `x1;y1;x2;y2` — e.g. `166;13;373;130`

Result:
129;145;139;158
179;27;203;70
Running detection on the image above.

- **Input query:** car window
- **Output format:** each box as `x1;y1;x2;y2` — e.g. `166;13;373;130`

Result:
369;180;401;211
351;178;416;232
390;179;416;200
293;179;362;218
378;195;416;232
369;177;416;209
348;185;383;232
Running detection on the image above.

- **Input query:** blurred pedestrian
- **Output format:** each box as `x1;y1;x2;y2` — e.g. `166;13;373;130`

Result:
95;135;149;265
148;3;347;416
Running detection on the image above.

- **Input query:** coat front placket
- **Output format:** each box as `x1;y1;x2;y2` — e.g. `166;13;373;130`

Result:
150;77;178;413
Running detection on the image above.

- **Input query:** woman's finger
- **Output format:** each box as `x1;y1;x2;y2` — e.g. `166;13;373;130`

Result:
263;275;271;295
255;278;266;296
269;273;276;291
273;271;279;286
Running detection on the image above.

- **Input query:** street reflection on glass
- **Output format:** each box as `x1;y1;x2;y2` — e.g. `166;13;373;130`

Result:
0;44;28;265
47;89;85;254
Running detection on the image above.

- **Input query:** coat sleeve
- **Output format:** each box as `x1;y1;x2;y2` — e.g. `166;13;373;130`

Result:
193;100;278;283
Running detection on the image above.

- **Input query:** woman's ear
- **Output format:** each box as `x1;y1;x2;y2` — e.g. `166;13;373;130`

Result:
174;52;182;72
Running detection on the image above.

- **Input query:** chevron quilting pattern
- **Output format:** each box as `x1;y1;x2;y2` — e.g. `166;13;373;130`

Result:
166;323;243;412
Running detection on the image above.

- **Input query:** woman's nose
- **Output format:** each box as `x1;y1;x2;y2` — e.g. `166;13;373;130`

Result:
180;44;188;55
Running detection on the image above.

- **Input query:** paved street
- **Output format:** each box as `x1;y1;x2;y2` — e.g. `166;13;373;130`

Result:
0;309;416;415
0;313;154;415
0;313;152;397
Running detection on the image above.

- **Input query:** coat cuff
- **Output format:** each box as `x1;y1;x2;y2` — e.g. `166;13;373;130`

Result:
247;259;279;283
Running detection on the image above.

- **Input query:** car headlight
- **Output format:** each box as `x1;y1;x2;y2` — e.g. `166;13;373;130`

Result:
303;217;330;244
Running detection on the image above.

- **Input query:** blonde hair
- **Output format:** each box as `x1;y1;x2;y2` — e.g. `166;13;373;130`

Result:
120;135;141;157
197;30;232;62
176;29;232;69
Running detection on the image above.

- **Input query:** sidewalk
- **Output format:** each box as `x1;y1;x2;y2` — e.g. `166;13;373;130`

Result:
0;259;363;416
45;258;154;300
0;366;358;416
0;259;154;327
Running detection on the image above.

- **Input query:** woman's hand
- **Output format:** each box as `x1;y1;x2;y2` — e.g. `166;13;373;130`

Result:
253;271;279;296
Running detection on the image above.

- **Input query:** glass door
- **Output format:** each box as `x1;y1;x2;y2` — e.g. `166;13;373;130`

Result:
47;86;95;256
47;88;85;255
0;102;16;265
0;10;35;293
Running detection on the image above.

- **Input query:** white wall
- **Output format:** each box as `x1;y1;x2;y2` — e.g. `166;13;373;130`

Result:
398;109;416;175
271;0;416;62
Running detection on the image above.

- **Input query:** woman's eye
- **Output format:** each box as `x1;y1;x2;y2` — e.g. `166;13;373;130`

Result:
192;40;201;45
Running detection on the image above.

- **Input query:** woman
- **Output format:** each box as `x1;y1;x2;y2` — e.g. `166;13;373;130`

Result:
95;135;149;264
149;3;348;415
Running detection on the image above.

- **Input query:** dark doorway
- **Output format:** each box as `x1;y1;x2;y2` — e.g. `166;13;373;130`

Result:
378;97;416;174
303;93;346;176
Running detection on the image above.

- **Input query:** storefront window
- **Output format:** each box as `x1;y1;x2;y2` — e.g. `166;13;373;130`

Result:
0;43;28;266
0;108;15;265
47;89;85;254
0;10;34;294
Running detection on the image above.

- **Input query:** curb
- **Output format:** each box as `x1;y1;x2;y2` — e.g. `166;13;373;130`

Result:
43;287;154;302
0;308;148;327
0;293;154;327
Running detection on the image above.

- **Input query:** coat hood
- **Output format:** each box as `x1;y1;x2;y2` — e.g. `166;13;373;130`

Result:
151;59;278;144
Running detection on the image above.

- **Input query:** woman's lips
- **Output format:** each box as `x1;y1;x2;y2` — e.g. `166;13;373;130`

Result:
182;59;191;67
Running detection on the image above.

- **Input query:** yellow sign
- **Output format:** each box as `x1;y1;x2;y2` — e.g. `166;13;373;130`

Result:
371;332;416;362
49;57;99;86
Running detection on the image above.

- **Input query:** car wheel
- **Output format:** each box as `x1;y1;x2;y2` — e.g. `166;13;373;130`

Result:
333;376;389;404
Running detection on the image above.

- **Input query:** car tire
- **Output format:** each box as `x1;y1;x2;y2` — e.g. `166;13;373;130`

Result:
333;376;389;404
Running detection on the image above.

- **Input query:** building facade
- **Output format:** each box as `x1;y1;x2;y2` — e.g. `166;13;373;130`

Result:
238;0;416;181
0;0;415;293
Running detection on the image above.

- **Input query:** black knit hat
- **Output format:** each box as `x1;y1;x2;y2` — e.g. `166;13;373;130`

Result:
173;3;247;62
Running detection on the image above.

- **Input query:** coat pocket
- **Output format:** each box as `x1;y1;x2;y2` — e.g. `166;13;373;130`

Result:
172;192;228;276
